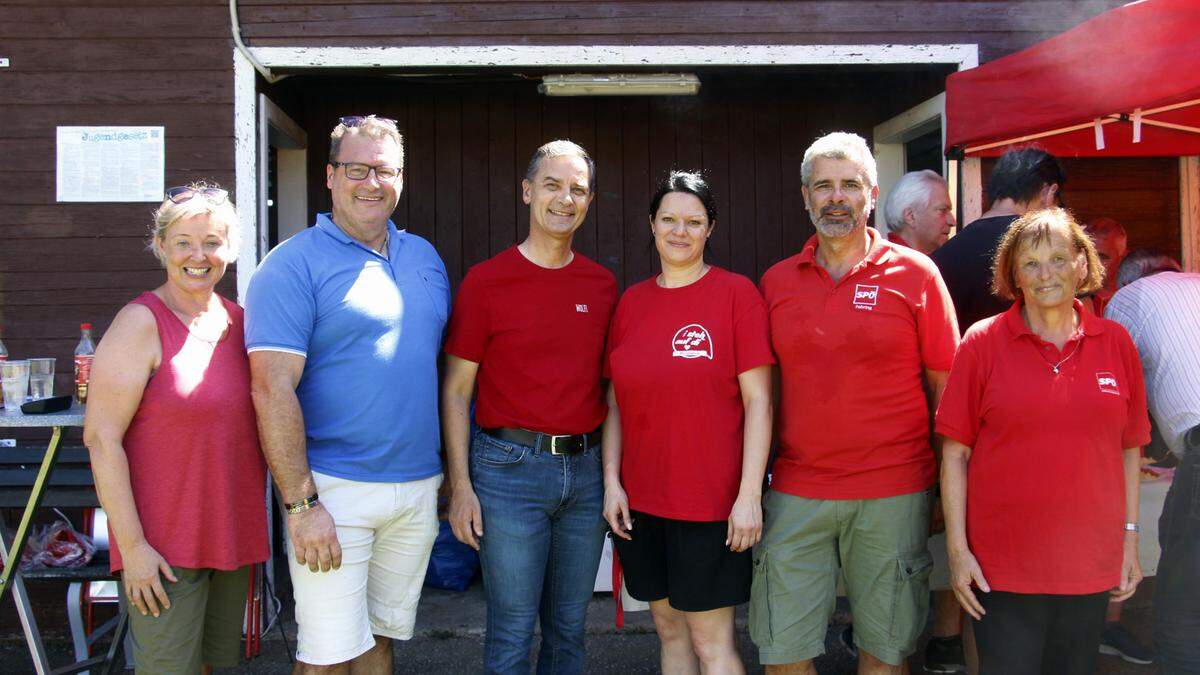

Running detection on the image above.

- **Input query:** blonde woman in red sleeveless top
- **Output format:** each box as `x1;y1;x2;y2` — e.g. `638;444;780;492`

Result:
83;183;268;674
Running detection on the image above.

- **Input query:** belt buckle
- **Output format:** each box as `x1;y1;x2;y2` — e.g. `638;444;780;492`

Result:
548;434;575;456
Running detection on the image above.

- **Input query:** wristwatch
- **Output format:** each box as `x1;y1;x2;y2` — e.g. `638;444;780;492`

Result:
285;493;320;514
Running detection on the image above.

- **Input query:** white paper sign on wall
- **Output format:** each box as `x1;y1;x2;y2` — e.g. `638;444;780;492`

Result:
56;126;164;202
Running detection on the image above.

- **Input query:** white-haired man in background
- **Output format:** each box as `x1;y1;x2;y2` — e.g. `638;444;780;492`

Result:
881;169;956;256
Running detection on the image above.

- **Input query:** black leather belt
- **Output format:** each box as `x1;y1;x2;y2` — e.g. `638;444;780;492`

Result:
482;427;601;456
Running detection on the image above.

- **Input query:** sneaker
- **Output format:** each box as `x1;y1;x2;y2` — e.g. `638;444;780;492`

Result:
1099;622;1154;665
923;635;966;673
838;624;858;659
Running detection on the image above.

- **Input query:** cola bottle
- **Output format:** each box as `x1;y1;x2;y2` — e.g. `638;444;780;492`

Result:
74;323;95;404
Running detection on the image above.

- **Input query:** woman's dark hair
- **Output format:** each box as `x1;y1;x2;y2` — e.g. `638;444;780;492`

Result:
649;171;718;224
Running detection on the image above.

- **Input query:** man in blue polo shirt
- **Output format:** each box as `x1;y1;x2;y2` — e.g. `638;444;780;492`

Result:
245;115;449;673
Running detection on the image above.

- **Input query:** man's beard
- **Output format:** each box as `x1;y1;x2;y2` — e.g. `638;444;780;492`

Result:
812;204;862;238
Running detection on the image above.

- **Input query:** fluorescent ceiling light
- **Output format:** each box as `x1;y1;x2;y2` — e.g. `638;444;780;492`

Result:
539;73;700;97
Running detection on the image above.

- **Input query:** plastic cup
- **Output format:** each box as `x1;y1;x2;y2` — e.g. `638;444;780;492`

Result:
28;358;55;400
1;360;30;413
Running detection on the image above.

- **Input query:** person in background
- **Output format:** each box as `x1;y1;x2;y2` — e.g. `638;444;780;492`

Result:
753;132;959;675
246;115;450;672
1105;249;1199;674
443;140;617;674
84;183;268;674
931;147;1064;332
603;171;773;673
1083;216;1128;316
881;167;965;674
881;169;956;256
1078;216;1147;663
938;208;1149;675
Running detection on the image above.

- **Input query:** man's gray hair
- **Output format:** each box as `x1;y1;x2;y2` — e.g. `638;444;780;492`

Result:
1116;248;1182;289
801;132;877;188
524;140;596;192
329;116;404;166
883;170;947;232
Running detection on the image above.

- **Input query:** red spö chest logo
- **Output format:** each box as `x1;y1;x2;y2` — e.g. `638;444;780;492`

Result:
853;284;879;309
671;323;714;360
1096;372;1120;396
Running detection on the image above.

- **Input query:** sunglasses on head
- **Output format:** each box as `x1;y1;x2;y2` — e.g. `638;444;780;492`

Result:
339;115;398;129
166;186;228;205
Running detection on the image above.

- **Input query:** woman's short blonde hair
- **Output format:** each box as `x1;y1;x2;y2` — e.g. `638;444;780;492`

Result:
148;181;240;266
991;207;1103;301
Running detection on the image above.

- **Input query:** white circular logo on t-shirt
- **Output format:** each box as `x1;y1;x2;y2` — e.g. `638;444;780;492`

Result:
671;323;714;360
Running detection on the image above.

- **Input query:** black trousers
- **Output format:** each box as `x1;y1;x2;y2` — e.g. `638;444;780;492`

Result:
1155;428;1200;675
972;590;1108;675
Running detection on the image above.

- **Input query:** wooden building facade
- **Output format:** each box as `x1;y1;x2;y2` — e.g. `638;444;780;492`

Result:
5;0;1187;379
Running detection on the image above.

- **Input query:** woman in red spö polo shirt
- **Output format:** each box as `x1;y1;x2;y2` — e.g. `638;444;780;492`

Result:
602;171;774;673
936;208;1151;675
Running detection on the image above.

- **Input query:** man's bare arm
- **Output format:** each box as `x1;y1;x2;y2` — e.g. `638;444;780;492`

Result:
250;351;314;501
442;355;482;549
250;350;341;572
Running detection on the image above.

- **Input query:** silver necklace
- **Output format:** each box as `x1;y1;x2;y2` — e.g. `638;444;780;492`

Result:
1040;339;1080;374
1024;306;1081;374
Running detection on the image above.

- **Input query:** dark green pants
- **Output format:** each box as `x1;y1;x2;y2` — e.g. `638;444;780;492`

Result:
119;565;251;674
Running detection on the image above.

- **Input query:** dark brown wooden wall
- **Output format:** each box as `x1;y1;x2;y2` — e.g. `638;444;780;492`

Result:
237;1;1127;64
0;0;1127;372
274;69;948;289
0;0;236;391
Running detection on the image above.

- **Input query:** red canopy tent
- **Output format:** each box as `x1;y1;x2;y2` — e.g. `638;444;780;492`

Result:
945;0;1200;158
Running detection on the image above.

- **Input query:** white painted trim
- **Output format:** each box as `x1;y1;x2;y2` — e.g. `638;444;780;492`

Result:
251;44;979;69
234;49;258;304
257;94;271;266
875;93;947;144
1181;156;1200;272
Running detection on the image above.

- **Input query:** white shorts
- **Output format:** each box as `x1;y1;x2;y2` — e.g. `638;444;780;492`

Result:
288;471;442;666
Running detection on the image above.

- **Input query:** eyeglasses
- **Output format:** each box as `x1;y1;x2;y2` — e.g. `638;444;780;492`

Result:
330;162;402;183
165;186;228;205
339;115;398;129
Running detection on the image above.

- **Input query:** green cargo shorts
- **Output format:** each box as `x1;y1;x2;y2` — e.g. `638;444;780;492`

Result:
749;489;932;666
119;565;251;674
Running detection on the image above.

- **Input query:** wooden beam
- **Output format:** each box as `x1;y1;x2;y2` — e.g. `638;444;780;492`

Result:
961;157;983;226
1181;156;1200;272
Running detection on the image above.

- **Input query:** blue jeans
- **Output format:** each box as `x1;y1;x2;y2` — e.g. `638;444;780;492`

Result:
471;430;606;675
1155;429;1200;675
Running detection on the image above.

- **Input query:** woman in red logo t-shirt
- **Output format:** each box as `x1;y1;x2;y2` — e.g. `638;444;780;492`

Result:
602;171;774;672
936;208;1151;675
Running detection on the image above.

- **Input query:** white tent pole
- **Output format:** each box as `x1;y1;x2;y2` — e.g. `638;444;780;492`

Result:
1139;118;1200;134
963;98;1200;156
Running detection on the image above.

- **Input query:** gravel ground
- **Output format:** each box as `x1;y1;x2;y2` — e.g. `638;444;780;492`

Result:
0;579;1159;673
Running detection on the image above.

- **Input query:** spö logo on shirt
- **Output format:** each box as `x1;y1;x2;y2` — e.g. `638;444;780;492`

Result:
671;323;714;360
853;284;879;310
1096;371;1121;396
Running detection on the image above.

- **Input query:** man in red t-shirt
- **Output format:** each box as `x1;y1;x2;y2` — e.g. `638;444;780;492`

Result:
442;140;617;674
751;132;960;673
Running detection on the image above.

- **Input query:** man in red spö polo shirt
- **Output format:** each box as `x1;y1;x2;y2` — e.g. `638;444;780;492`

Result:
750;132;960;674
442;140;618;674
